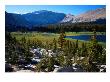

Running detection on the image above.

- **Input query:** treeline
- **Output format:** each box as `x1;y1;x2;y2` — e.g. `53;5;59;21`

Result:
6;22;106;33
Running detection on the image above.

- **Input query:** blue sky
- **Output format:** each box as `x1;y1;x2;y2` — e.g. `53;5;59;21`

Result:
5;5;105;15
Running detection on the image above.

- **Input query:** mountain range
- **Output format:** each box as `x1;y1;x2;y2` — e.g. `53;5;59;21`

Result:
5;7;106;27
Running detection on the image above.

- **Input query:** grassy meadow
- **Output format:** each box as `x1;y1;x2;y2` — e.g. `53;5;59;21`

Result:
11;31;106;48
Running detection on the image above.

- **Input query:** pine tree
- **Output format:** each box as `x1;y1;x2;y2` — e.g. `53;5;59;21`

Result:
81;42;88;57
53;38;57;52
47;56;55;72
75;40;78;49
57;54;65;67
87;28;102;72
58;29;66;50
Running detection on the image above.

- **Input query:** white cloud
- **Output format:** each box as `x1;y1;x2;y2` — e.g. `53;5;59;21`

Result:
13;11;28;14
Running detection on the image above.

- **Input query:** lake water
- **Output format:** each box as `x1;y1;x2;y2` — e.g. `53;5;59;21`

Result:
66;35;106;42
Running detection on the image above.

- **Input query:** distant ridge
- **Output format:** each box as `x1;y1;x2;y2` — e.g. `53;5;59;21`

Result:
61;7;106;23
5;7;106;27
